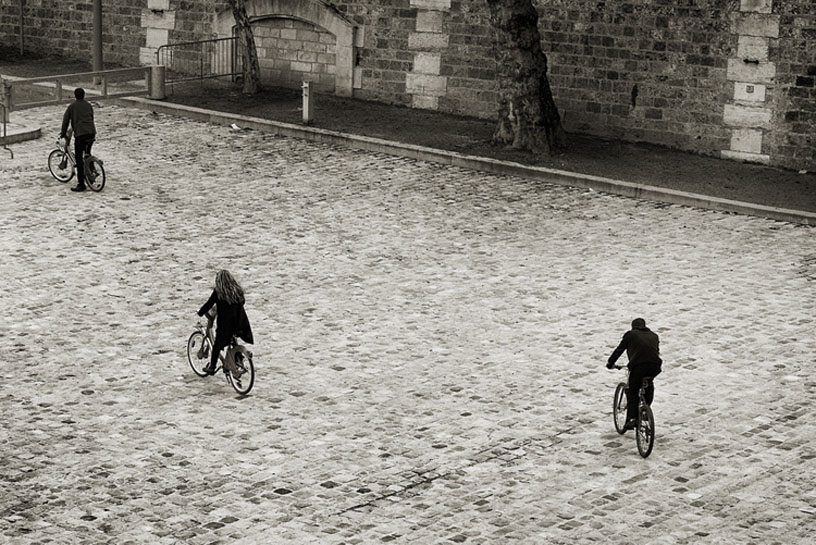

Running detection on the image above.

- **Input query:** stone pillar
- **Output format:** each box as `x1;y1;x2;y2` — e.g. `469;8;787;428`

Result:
722;0;779;164
406;0;450;110
140;0;176;66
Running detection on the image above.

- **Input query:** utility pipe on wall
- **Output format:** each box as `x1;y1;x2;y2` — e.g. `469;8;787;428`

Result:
92;0;103;73
19;0;24;55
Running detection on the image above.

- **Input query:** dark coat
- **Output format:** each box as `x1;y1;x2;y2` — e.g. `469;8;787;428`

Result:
198;290;254;345
608;326;661;369
61;99;96;138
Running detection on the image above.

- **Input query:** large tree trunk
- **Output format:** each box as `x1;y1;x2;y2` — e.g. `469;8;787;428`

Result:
486;0;566;155
228;0;261;95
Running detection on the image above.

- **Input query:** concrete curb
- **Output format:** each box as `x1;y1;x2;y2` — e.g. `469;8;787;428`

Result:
0;124;42;145
115;96;816;226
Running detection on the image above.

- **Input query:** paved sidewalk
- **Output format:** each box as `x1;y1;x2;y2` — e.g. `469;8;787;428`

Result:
2;104;815;544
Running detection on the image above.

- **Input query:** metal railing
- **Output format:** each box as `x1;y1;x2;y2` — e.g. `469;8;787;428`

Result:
156;37;242;84
3;67;153;111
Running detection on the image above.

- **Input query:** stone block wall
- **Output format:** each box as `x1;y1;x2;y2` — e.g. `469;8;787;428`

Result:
769;0;816;170
254;18;337;92
2;0;813;170
538;0;736;156
1;0;144;66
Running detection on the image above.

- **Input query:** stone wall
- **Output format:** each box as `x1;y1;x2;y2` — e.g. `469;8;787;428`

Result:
254;18;337;92
2;0;813;170
1;0;145;66
769;0;816;170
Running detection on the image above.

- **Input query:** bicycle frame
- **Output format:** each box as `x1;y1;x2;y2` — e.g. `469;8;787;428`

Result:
57;138;93;172
195;321;250;374
188;319;255;395
613;365;655;457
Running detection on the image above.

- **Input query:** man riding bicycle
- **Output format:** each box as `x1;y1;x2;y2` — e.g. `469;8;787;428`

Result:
606;318;662;430
60;87;96;192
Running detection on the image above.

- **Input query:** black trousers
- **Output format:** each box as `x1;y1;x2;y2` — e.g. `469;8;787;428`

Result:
627;363;661;422
74;134;94;185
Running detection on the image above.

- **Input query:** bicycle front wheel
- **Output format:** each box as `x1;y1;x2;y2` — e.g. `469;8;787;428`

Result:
227;351;255;395
636;404;655;458
48;149;74;182
613;383;628;435
187;331;211;377
86;157;106;192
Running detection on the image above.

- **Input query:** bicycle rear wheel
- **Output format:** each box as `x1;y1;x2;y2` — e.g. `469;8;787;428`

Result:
613;383;628;435
636;404;655;458
187;331;211;377
227;352;255;395
86;157;106;192
48;149;73;182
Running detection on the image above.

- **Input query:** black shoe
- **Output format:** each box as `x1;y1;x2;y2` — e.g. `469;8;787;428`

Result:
202;364;216;376
70;184;87;192
624;419;637;431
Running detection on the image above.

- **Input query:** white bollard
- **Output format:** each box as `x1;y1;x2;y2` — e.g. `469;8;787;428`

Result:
302;80;313;124
150;65;167;100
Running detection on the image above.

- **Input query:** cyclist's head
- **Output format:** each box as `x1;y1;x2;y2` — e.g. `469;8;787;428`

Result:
215;269;245;305
74;88;85;100
631;318;647;329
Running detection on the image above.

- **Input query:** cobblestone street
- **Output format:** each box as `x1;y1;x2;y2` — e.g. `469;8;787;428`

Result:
2;104;815;544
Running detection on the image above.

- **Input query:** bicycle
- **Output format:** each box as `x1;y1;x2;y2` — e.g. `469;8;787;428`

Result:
186;321;255;395
612;366;655;458
47;135;106;191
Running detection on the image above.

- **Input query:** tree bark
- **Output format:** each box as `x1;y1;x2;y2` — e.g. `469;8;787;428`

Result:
228;0;261;95
486;0;566;155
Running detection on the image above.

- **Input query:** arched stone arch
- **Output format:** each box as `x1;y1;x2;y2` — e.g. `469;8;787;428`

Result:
214;0;357;96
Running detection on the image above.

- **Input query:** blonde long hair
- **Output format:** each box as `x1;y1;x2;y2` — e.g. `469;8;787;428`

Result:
214;269;244;305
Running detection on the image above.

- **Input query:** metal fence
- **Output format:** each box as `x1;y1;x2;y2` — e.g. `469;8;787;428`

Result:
2;67;153;112
156;37;242;84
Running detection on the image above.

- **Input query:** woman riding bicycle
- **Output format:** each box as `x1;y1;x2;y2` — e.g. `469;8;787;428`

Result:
197;270;254;376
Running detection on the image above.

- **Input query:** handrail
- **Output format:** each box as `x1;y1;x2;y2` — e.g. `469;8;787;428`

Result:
155;36;238;57
156;36;241;84
10;67;151;85
5;67;153;112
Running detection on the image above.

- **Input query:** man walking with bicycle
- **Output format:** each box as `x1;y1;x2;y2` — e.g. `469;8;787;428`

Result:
60;87;96;192
607;318;662;430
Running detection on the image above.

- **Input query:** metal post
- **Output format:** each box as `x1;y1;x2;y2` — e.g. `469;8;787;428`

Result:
3;83;13;122
19;0;24;55
56;80;62;103
92;0;103;84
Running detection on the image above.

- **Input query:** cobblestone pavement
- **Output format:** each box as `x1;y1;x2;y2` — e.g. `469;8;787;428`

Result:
2;104;815;545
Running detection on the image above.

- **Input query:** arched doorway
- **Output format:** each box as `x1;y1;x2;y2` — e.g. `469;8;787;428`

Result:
213;0;358;96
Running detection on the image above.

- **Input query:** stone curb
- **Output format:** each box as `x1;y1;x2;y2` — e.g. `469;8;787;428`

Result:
0;124;42;145
111;96;814;226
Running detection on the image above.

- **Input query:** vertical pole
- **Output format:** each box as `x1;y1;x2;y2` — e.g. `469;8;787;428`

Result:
2;83;12;122
302;81;313;124
92;0;103;83
19;0;24;55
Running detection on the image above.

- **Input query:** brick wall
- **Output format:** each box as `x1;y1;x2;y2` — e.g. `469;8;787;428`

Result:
538;0;736;155
332;1;415;106
254;18;336;92
1;0;144;66
769;0;816;170
2;0;813;170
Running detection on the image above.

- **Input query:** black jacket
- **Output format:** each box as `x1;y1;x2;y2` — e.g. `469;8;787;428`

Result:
608;326;661;369
61;99;96;138
198;290;254;345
